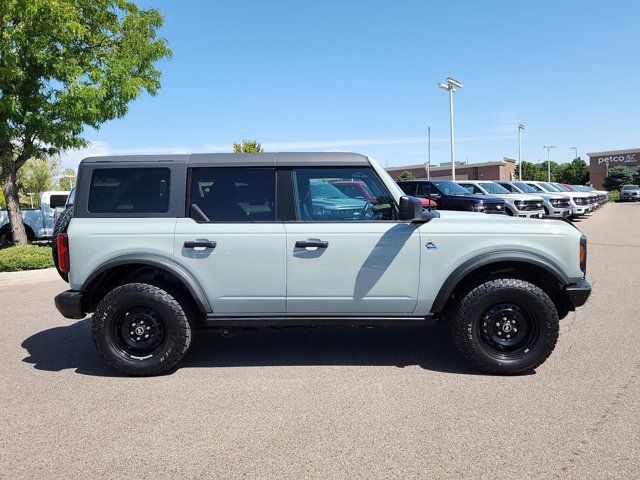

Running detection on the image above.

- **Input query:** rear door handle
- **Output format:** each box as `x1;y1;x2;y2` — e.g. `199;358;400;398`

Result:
184;240;217;249
295;240;329;249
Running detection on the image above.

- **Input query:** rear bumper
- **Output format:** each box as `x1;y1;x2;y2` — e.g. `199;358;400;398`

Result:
565;279;591;308
54;290;85;319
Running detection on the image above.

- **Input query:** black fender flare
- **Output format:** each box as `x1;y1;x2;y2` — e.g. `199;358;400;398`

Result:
81;253;212;313
430;250;569;313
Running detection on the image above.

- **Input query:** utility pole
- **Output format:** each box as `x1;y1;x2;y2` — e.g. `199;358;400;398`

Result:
438;77;462;180
518;124;525;181
426;126;431;179
543;145;556;182
571;147;578;160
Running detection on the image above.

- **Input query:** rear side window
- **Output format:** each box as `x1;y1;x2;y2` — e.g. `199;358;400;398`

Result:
49;195;68;209
88;168;170;213
189;168;276;222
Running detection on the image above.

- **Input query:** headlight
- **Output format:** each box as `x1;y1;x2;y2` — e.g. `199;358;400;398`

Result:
514;201;525;208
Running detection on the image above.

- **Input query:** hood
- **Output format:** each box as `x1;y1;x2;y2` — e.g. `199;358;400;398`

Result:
499;193;543;201
450;194;505;204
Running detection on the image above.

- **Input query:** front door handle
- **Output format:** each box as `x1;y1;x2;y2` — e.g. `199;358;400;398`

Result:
184;240;217;249
295;240;329;249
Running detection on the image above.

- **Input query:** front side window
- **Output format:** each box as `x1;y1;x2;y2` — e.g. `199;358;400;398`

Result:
292;167;394;221
88;168;170;213
189;168;275;222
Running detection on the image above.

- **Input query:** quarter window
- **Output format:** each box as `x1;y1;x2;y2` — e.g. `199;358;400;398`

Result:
88;168;170;213
292;167;395;221
189;168;276;222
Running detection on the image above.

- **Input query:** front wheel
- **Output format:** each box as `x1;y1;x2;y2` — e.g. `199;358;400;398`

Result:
92;283;193;376
451;278;559;374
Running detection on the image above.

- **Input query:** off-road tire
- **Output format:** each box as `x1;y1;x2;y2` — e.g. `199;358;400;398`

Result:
52;206;73;281
92;283;193;376
451;278;559;375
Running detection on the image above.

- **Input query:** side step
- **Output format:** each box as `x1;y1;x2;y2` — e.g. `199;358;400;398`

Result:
204;316;437;327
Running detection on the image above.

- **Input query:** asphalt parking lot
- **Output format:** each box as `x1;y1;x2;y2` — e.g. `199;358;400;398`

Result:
1;203;639;479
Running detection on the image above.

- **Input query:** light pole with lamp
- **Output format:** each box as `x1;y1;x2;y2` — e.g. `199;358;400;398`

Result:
518;124;525;180
571;147;578;160
543;145;556;182
438;77;462;180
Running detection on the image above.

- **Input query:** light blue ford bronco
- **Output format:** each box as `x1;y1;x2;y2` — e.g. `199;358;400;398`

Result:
54;153;591;376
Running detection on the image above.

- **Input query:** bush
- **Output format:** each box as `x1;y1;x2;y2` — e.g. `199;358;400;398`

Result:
609;190;620;202
603;166;634;191
0;244;54;272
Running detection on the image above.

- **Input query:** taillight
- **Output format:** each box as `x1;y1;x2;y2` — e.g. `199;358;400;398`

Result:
579;235;587;275
57;233;70;273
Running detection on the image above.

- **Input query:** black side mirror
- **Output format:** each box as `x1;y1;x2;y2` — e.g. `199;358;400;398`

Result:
398;195;424;221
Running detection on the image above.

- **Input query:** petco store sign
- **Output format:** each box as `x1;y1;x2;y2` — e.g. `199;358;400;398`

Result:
597;153;637;165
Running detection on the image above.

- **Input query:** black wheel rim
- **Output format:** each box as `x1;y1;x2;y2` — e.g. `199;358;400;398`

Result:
479;303;539;359
111;306;166;359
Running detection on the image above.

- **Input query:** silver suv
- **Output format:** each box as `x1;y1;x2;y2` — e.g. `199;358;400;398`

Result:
54;153;591;376
620;184;640;201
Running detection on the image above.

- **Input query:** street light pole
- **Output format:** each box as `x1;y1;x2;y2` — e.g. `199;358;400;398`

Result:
571;147;578;160
518;124;525;180
543;145;556;182
426;126;431;179
438;77;462;180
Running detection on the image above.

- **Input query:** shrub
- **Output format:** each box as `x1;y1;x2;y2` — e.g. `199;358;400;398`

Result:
0;244;54;272
609;190;620;202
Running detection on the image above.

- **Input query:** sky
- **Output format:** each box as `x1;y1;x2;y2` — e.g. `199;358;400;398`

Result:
59;0;640;170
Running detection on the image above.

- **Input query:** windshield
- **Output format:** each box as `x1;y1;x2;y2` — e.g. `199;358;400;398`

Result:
539;182;560;192
523;182;545;193
552;183;570;192
310;182;347;199
622;185;640;190
513;182;538;193
480;182;510;194
431;180;471;196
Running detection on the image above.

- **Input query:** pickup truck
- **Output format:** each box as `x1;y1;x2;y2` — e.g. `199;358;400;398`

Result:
397;179;507;214
54;153;590;376
0;190;70;243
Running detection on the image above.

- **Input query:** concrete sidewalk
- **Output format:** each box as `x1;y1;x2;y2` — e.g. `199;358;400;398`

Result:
0;267;59;286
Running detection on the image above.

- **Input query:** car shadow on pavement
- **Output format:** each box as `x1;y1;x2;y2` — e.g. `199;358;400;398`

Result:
21;319;481;376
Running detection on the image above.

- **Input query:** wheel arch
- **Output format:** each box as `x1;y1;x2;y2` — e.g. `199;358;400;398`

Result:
0;223;35;242
431;251;570;315
80;254;212;314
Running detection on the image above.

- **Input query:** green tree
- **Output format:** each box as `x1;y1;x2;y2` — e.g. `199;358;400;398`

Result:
520;161;547;181
58;168;77;191
233;140;264;153
0;189;5;209
0;0;171;244
633;169;640;186
395;170;415;181
603;166;634;191
17;158;56;206
557;157;589;185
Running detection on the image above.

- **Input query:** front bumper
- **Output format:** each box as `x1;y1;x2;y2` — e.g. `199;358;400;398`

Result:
572;205;590;215
565;279;591;308
54;290;85;319
516;210;545;219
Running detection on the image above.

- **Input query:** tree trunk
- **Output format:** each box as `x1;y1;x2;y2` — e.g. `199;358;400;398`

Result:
1;159;28;246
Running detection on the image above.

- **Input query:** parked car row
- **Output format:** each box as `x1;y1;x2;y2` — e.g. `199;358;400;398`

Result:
396;179;608;219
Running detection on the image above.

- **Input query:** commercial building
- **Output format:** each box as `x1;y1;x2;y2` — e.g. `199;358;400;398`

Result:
587;148;640;189
386;157;518;181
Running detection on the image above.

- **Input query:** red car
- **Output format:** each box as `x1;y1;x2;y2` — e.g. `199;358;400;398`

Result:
331;180;437;208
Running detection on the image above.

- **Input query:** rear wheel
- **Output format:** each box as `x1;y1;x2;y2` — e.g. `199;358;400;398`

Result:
451;278;559;374
92;283;193;376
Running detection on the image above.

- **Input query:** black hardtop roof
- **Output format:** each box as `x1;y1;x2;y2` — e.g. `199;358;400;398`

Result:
79;152;369;167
